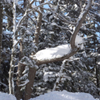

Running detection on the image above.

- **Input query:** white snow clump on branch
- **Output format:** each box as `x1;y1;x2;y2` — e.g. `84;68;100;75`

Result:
33;36;84;62
34;44;71;61
75;35;84;49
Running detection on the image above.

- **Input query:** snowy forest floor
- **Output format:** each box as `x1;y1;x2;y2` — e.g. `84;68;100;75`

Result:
0;90;99;100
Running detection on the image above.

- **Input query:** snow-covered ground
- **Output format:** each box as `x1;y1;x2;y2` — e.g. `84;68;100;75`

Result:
0;90;98;100
0;92;16;100
30;90;98;100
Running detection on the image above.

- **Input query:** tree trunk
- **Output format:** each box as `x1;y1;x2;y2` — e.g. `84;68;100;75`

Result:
96;65;99;87
24;1;44;100
15;62;25;100
0;3;3;67
70;0;92;49
16;0;28;99
25;67;36;100
9;0;16;95
0;2;3;92
34;0;44;45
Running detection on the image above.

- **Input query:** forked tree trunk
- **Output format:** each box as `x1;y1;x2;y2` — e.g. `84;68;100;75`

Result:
24;1;44;100
16;0;92;99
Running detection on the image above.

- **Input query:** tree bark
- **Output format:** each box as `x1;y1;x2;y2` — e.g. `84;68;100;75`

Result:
0;2;3;92
25;67;36;100
16;0;28;99
15;63;25;100
0;3;3;67
70;0;92;49
9;0;16;95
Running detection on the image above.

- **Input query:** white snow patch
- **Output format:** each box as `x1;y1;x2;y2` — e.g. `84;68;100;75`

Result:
97;62;100;65
75;35;84;49
30;90;96;100
14;39;18;46
19;79;29;87
0;92;16;100
3;31;13;35
34;44;71;61
51;22;57;26
5;0;19;4
43;71;54;82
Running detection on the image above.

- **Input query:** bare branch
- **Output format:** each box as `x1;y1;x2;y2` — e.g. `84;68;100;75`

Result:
15;1;51;37
34;0;44;45
70;0;92;49
30;0;35;6
93;2;100;6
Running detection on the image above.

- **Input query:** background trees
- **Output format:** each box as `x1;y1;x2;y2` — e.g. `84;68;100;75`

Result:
0;0;100;100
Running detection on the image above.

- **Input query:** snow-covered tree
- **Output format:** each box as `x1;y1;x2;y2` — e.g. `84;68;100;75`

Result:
1;0;100;100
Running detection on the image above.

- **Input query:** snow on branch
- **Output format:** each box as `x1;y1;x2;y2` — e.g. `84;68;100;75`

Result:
34;44;71;61
75;35;84;49
30;0;91;65
31;44;79;65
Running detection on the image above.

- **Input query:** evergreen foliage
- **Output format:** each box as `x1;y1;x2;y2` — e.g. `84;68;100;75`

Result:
0;0;100;99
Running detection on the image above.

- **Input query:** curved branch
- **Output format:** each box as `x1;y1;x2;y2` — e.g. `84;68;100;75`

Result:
30;0;92;65
30;44;79;65
70;0;92;49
